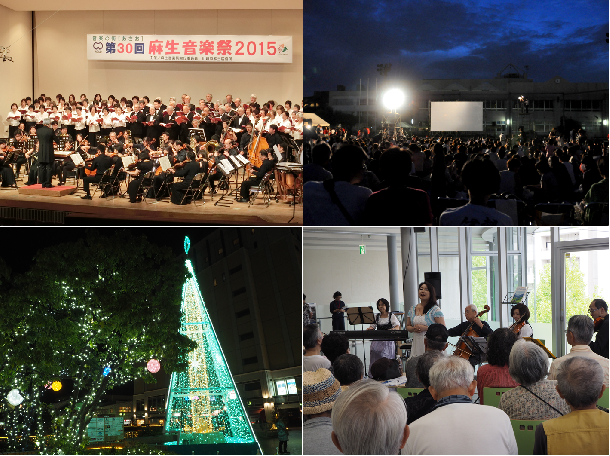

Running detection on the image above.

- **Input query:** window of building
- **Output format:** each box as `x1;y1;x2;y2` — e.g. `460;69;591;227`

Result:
232;286;246;297
229;264;242;275
242;356;258;366
531;100;554;111
484;100;505;110
136;399;144;412
239;331;254;341
235;308;250;318
233;238;240;245
147;395;165;413
244;380;262;391
286;378;298;394
276;380;287;395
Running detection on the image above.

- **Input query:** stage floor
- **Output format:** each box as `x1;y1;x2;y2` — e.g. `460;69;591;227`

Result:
0;180;302;226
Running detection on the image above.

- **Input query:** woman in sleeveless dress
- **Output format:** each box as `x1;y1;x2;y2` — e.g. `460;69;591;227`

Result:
406;282;445;358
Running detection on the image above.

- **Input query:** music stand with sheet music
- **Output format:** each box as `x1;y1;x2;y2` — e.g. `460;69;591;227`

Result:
214;158;235;207
346;306;376;377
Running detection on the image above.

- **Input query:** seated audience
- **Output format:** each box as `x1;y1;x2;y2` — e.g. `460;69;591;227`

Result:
405;350;444;425
499;340;570;420
304;142;333;183
363;147;433;225
332;354;364;386
405;323;449;388
582;157;608;224
439;155;513;226
477;328;519;405
304;144;371;225
548;315;609;386
303;368;342;455
331;380;409;455
320;332;350;367
303;324;331;372
588;299;608;358
406;356;517;455
533;357;608;455
370;357;406;386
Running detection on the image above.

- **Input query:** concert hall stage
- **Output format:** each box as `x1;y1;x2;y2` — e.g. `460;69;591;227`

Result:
0;186;302;226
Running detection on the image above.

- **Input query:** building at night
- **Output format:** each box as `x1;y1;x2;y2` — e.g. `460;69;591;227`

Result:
305;66;609;138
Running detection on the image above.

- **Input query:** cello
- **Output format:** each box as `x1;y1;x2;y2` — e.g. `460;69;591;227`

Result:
247;120;268;170
452;305;490;360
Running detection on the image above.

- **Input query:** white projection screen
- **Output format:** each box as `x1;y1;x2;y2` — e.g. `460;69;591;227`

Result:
431;101;483;131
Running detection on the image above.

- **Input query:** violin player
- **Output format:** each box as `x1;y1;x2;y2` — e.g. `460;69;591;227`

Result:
589;299;608;358
510;303;533;338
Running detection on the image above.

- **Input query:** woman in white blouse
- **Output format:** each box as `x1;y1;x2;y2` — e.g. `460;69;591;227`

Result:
100;106;113;138
7;103;22;138
112;106;127;135
87;105;101;147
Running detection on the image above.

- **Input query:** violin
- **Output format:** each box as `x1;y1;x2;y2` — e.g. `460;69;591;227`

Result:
452;305;490;360
509;314;527;335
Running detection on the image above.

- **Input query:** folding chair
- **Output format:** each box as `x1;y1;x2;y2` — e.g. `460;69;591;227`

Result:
92;167;114;198
136;171;155;204
248;171;275;207
511;420;544;455
395;387;424;399
483;387;514;408
180;173;208;206
534;203;573;226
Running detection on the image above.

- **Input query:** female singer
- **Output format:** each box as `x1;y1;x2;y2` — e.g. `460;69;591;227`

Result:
510;303;533;338
100;106;113;139
330;291;346;331
87;105;100;147
366;298;400;376
405;282;445;358
24;105;38;131
7;103;22;139
93;93;103;108
112;106;127;135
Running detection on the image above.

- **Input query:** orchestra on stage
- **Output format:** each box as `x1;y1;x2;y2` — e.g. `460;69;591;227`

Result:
1;92;304;205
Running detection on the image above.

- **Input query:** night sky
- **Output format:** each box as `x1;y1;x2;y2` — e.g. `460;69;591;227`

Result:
304;0;609;94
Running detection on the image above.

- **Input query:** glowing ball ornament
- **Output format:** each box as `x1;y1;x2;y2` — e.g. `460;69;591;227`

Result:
7;389;24;406
103;367;111;377
147;359;161;373
51;381;62;392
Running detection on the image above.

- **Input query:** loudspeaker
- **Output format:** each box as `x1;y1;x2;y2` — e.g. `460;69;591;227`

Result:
424;272;442;299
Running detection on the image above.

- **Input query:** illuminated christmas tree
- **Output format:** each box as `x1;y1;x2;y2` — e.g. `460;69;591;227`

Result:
165;237;260;452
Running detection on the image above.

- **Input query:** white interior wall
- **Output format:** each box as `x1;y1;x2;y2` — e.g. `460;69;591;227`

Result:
304;248;393;335
0;5;32;135
32;9;302;105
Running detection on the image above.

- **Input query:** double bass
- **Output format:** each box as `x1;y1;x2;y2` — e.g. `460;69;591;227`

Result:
247;119;268;170
452;305;490;360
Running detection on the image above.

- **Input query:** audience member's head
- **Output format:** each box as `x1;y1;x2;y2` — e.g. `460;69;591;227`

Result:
312;142;332;166
379;147;412;183
566;315;594;346
331;380;409;455
331;144;367;183
333;354;364;386
508;340;548;387
486;328;517;367
303;368;341;418
304;324;323;351
424;324;449;351
556;356;606;410
429;356;476;400
416;351;446;388
321;332;350;364
461;155;501;202
370;357;401;381
597;156;608;179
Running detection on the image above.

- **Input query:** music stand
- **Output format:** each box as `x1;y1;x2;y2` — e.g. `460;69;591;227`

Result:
346;307;376;377
465;336;488;366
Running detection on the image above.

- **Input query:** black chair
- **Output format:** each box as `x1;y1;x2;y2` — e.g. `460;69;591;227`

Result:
583;202;609;225
92;167;115;198
248;171;275;207
136;171;156;204
180;173;208;206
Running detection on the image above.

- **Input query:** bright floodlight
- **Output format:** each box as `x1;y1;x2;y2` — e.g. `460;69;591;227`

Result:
382;89;405;110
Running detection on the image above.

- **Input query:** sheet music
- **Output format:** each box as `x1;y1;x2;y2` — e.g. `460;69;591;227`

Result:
159;155;172;171
228;156;242;168
121;155;135;167
70;153;84;166
273;145;283;161
236;154;250;165
219;158;234;174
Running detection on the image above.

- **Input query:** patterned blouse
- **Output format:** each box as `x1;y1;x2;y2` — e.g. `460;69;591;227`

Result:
498;380;570;420
407;304;444;327
476;364;519;405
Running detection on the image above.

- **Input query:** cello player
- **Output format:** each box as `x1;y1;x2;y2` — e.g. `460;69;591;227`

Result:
448;304;492;367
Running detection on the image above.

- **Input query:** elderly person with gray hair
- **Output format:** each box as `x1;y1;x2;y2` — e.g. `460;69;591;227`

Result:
548;315;609;386
406;356;517;455
447;304;493;367
405;350;445;425
498;340;570;420
533;357;609;455
331;380;408;455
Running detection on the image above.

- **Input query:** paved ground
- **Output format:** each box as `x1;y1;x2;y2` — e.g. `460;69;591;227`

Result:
253;427;302;455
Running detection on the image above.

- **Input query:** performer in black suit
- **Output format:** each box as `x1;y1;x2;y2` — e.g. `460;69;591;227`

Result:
239;123;254;152
144;106;160;143
589;299;609;358
127;150;155;203
160;106;179;140
128;104;146;141
236;149;275;202
232;107;250;145
81;144;114;199
0;140;17;187
265;125;286;153
170;151;201;204
37;118;56;188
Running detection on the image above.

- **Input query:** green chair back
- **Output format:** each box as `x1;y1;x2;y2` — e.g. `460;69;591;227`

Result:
598;387;609;409
511;420;544;455
396;387;424;399
483;387;513;407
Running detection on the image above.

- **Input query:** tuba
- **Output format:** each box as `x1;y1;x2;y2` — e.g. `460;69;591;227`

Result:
204;140;218;155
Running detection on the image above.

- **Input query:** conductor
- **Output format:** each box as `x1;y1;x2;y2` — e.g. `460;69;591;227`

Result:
37;118;55;188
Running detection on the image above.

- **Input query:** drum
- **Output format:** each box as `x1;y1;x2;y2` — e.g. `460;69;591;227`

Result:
274;163;303;203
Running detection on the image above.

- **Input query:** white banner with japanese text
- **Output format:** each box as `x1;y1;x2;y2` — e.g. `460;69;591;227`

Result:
87;35;292;63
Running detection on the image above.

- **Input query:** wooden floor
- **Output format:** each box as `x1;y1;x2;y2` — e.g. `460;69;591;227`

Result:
0;177;302;226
